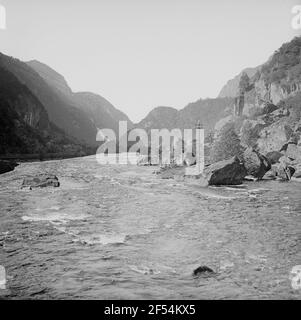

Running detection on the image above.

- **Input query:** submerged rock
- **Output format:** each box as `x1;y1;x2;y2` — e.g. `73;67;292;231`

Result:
193;266;215;277
243;148;271;179
204;156;247;185
22;174;60;189
0;160;19;175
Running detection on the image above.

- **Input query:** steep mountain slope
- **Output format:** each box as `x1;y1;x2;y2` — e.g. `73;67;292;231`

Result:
0;67;88;155
27;60;133;132
213;36;301;173
0;53;97;146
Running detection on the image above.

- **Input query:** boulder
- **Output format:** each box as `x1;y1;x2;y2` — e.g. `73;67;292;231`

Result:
276;165;295;181
265;151;284;164
204;156;247;185
243;148;271;179
22;174;60;189
264;159;296;181
193;266;215;277
285;144;301;163
257;120;293;155
262;103;278;115
0;160;19;175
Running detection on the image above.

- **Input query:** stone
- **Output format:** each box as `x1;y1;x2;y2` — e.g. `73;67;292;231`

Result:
193;266;215;277
0;160;19;175
243;148;271;179
22;174;60;189
257;120;292;155
268;161;296;181
265;151;284;164
262;103;278;115
285;144;301;163
204;156;247;185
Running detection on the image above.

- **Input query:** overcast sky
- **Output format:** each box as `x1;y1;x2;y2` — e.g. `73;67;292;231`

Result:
0;0;299;122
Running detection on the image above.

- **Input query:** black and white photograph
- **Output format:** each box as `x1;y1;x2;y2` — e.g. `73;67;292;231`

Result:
0;0;301;303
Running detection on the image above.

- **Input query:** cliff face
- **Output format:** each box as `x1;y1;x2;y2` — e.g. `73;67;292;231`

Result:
0;67;88;155
214;36;301;175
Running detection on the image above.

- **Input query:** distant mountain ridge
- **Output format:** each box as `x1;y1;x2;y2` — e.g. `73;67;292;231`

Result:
136;98;235;136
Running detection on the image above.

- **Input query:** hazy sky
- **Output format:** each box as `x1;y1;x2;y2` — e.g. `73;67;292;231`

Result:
0;0;299;122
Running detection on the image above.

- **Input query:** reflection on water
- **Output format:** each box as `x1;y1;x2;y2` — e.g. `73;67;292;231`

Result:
0;156;301;299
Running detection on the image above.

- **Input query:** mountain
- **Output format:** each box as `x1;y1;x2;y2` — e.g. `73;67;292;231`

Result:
0;67;89;155
218;66;261;98
0;53;97;146
27;60;133;133
137;106;178;131
213;36;301;170
136;98;234;137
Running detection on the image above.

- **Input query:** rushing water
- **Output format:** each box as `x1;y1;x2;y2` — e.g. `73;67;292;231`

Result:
0;156;300;299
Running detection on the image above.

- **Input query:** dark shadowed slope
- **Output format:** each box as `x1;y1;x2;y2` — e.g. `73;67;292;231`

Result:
27;60;133;132
0;67;89;155
0;53;97;146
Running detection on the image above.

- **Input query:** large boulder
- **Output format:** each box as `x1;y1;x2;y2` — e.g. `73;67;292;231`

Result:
265;151;284;164
204;156;247;185
22;174;60;189
285;144;301;163
0;160;19;175
243;148;271;179
257;120;293;155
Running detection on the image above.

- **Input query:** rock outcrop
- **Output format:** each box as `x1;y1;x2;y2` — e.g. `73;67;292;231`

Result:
243;148;271;179
0;160;19;175
22;174;60;189
204;156;247;185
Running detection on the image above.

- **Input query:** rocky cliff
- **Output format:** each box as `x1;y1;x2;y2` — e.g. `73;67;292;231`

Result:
213;36;301;179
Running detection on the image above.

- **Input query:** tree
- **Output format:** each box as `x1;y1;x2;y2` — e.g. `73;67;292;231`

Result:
210;122;244;163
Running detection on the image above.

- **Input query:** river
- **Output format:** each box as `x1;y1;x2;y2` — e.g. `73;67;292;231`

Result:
0;156;300;299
